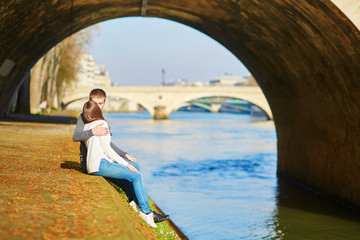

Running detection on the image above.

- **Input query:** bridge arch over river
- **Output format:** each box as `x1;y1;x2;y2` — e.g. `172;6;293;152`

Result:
1;1;360;208
63;86;272;120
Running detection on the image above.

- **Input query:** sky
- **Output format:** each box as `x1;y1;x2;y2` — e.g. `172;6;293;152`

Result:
86;17;250;86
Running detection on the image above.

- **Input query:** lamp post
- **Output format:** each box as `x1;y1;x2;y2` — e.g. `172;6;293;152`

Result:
162;68;165;86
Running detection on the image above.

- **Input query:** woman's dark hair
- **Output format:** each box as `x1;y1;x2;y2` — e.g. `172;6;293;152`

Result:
83;100;105;123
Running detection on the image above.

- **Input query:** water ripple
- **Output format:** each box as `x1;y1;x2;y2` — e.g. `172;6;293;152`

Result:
153;154;276;179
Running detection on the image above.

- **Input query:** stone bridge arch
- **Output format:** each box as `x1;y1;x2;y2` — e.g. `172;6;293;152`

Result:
62;86;271;120
169;94;272;119
64;97;88;108
106;96;153;116
64;93;155;117
1;1;360;208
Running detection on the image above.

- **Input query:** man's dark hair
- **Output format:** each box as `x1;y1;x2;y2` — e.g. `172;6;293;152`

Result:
89;88;106;100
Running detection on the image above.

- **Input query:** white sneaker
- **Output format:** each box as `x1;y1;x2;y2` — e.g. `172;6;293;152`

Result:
129;201;140;213
139;211;157;228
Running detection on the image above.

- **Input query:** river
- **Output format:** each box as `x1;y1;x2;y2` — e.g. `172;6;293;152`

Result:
105;111;360;240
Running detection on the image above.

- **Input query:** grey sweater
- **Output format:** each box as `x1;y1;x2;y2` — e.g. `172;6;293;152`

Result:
72;113;128;160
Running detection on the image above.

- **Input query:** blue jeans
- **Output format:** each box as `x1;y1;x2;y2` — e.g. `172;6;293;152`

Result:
92;159;151;214
106;161;141;203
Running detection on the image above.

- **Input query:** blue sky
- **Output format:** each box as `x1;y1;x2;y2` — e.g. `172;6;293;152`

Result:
87;17;250;86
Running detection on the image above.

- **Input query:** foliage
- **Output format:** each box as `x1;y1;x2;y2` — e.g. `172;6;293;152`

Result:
30;25;99;112
57;25;99;86
56;36;81;86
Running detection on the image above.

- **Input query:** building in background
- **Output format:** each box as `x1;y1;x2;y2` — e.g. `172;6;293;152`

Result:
73;53;111;87
163;78;188;86
208;74;258;86
66;53;141;112
163;78;204;86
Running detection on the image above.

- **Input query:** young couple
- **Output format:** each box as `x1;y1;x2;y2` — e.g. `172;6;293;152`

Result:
72;88;169;228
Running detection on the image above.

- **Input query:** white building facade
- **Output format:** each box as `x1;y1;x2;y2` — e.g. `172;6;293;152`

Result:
66;53;140;112
208;75;257;86
74;53;111;87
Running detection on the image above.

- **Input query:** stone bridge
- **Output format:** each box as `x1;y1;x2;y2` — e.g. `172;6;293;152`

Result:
1;1;360;208
63;86;272;119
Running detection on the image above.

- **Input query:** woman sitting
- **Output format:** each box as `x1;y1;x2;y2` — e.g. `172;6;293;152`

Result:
82;100;169;228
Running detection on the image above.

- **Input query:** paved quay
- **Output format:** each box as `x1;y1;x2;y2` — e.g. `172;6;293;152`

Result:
0;121;157;239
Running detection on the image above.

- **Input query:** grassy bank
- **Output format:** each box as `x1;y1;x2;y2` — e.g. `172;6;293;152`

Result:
0;121;184;239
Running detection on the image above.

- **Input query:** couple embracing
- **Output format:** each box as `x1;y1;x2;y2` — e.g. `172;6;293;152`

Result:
72;88;169;228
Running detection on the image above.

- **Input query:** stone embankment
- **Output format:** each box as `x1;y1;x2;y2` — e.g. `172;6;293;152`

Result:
0;121;158;239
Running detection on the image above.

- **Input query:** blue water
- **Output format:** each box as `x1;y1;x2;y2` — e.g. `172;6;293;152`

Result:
105;111;360;240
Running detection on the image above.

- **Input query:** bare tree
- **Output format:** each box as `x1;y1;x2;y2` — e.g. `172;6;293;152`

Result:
30;26;98;113
30;45;61;112
55;36;82;108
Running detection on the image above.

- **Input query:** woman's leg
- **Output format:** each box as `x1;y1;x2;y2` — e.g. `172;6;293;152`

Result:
107;161;141;204
106;177;135;201
127;161;140;204
93;159;151;214
129;161;141;171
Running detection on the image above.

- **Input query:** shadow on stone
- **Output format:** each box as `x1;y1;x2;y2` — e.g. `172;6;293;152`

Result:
1;114;77;124
60;161;84;173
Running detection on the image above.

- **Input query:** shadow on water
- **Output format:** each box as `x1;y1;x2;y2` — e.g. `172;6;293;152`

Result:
272;178;360;240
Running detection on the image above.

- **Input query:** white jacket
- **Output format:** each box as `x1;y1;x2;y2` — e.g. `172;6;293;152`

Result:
83;120;128;173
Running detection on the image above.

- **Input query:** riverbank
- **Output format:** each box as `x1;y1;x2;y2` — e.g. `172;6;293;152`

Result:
0;121;181;239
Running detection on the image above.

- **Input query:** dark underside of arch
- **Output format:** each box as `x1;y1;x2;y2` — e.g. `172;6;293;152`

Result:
1;0;360;208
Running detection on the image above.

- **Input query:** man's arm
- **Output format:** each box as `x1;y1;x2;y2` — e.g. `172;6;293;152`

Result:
73;114;93;142
73;114;109;142
110;142;128;158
